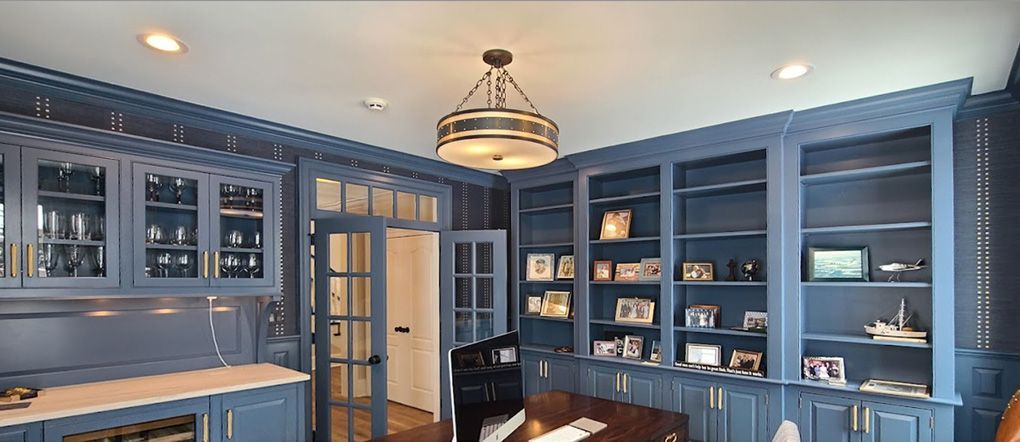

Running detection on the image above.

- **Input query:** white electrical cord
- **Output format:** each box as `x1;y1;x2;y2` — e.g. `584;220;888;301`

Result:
208;296;231;368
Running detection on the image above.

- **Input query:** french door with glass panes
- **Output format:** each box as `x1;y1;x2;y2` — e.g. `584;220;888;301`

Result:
314;215;388;441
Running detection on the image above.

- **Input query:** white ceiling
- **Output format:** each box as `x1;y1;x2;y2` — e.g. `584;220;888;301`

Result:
0;1;1017;163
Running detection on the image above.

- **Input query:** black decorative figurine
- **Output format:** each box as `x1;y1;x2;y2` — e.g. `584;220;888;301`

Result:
741;259;760;281
726;259;738;281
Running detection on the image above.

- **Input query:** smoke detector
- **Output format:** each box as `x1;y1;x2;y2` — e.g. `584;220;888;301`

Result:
363;97;388;111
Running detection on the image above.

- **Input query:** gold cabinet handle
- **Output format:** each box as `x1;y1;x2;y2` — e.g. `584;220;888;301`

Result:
852;404;859;432
226;409;234;439
717;386;724;409
709;385;715;409
10;243;17;277
623;373;628;394
863;407;870;433
202;413;209;442
203;251;209;278
214;251;221;278
543;361;548;378
26;243;33;278
615;372;621;392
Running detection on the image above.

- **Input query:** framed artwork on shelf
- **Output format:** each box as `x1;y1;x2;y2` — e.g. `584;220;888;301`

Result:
615;263;641;281
639;258;662;281
614;297;655;324
729;349;763;371
649;340;662;363
682;262;714;281
604;331;627;357
685;343;722;366
526;253;555;281
525;296;543;315
806;247;870;282
802;356;847;385
540;290;571;318
684;307;717;328
859;379;930;399
622;335;644;359
593;340;617;356
593;260;613;281
556;255;575;279
599;208;632;240
742;311;768;329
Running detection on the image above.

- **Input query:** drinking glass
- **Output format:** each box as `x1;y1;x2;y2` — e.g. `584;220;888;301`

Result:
253;231;262;249
65;245;84;277
221;254;240;278
42;244;60;277
92;246;105;277
246;254;261;279
155;252;172;278
57;162;74;193
244;187;261;208
92;215;105;241
146;224;166;244
169;177;187;205
145;174;163;202
222;184;241;208
171;226;190;246
69;212;89;240
175;253;193;278
44;210;64;239
89;166;103;196
225;230;244;248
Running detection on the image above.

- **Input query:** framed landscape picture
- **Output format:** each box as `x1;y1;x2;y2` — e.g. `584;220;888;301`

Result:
807;247;870;282
599;209;632;240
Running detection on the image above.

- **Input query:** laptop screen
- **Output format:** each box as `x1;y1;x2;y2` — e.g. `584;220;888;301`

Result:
450;330;525;441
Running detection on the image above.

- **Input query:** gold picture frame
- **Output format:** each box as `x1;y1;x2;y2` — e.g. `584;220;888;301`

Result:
615;263;641;281
593;260;614;281
682;262;714;281
599;209;632;240
729;349;763;371
540;290;571;318
556;255;575;279
614;297;655;324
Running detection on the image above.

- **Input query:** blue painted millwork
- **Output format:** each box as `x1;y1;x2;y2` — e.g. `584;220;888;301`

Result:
954;349;1020;442
522;350;578;396
218;384;301;442
0;423;40;442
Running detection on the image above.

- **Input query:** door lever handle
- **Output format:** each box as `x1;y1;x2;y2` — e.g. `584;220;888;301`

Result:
367;354;382;365
393;326;410;333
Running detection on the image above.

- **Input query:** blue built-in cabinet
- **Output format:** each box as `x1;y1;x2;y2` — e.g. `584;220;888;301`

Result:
505;79;970;441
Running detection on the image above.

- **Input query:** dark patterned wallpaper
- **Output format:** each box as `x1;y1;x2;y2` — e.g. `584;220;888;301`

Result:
0;79;509;338
954;108;1020;352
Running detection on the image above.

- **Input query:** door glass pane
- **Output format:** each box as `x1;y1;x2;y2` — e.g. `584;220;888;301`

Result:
475;242;493;274
455;277;472;308
329;405;352;442
142;172;200;280
329;233;348;273
419;195;437;223
371;188;393;218
476;311;494;340
330;320;349;359
330;364;351;401
36;159;108;279
455;243;472;274
455;312;474;343
396;191;416;220
329;276;348;316
316;178;342;212
352;320;371;361
351;232;371;272
476;277;493;309
346;184;369;215
352;406;373;442
352;277;371;316
218;182;264;279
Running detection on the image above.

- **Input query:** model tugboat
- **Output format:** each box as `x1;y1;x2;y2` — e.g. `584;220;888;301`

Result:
864;298;927;343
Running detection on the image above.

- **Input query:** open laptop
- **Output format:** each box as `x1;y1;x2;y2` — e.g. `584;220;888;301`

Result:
449;330;526;442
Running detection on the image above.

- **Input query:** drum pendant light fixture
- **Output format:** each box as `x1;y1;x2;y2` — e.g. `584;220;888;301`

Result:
437;49;559;170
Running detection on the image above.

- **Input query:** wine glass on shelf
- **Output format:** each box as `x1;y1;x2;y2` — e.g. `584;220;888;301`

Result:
225;230;244;249
171;226;189;246
89;166;103;196
69;212;88;241
57;162;74;193
92;215;105;241
222;184;241;208
169;177;187;205
91;246;105;277
175;253;193;278
244;187;261;208
64;245;84;277
146;224;166;244
42;244;60;277
221;253;240;278
44;210;64;240
246;254;261;279
154;252;172;278
145;174;163;202
253;231;262;249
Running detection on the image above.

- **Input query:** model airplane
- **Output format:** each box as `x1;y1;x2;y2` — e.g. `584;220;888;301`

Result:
877;259;927;282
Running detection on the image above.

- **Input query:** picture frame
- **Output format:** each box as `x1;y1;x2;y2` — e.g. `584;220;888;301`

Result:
807;247;870;282
649;340;662;363
688;304;720;328
599;208;633;240
525;296;543;315
639;257;662;281
593;260;614;281
622;335;644;359
555;255;575;280
682;262;714;281
684;308;715;328
614;297;655;324
685;343;723;366
526;253;555;281
491;347;518;364
802;356;847;384
604;331;627;357
742;311;768;329
593;340;618;357
729;349;763;371
615;263;641;281
859;379;930;399
540;290;571;318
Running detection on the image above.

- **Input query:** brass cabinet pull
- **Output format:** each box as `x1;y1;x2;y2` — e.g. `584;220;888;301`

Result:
202;413;209;442
227;409;234;439
623;373;628;394
717;386;724;409
852;404;859;432
26;244;33;278
615;372;621;392
709;385;715;409
203;251;209;278
543;361;548;378
863;407;870;433
214;251;221;278
10;243;17;277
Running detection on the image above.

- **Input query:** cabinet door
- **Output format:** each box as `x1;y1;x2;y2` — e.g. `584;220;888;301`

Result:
799;393;858;442
0;423;41;442
209;175;276;288
587;366;623;402
219;385;299;442
624;370;662;409
546;357;577;393
132;164;212;287
862;401;932;442
22;147;119;289
43;397;208;442
717;383;768;442
522;355;548;395
0;144;21;289
670;377;715;442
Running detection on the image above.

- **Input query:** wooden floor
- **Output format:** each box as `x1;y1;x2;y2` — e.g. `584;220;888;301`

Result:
311;369;434;441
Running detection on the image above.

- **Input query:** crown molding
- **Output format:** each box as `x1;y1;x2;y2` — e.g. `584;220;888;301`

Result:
957;90;1020;120
501;158;577;184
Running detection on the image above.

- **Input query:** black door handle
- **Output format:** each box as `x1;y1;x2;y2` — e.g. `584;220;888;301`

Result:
367;354;382;365
393;326;411;333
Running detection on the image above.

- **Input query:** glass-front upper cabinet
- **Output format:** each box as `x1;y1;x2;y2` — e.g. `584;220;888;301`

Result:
0;144;21;289
133;164;211;287
211;175;275;287
21;147;120;288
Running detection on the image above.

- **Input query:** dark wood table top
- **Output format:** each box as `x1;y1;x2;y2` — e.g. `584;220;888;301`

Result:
374;390;688;442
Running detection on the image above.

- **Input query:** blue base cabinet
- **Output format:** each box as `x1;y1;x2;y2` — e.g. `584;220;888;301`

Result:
215;385;300;442
797;390;935;442
582;361;663;409
0;423;41;442
669;376;770;442
523;351;578;396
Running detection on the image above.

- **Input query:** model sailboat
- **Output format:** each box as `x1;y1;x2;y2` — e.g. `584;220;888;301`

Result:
864;298;927;343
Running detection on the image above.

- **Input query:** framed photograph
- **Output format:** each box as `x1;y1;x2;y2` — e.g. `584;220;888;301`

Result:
615;263;641;281
742;311;768;329
526;296;543;315
540;291;571;318
807;247;870;282
729;349;763;371
526;253;555;281
802;356;847;384
491;347;518;364
685;343;723;366
556;255;575;279
599;209;633;240
685;304;720;328
859;379;930;399
639;258;662;281
649;340;662;363
682;262;714;281
614;297;655;324
604;331;627;357
623;335;644;359
593;340;618;356
593;260;614;281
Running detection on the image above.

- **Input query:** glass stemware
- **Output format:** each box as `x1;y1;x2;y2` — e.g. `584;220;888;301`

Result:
69;212;89;240
93;215;105;241
42;244;60;277
57;162;74;193
175;253;193;278
253;231;262;249
222;184;241;208
225;230;244;248
146;224;166;244
244;187;261;208
246;254;261;279
171;226;190;246
89;166;103;196
221;253;240;278
145;174;163;202
92;246;105;277
64;245;84;277
154;252;172;278
44;210;64;240
169;177;187;205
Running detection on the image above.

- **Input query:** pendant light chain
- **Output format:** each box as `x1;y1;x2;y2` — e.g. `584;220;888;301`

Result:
451;64;541;114
506;72;540;114
454;68;493;112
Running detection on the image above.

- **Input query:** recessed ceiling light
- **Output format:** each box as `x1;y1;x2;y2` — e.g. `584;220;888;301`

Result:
771;63;813;80
138;33;188;54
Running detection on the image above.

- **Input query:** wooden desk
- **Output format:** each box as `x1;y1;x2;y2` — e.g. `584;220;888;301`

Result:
374;390;688;442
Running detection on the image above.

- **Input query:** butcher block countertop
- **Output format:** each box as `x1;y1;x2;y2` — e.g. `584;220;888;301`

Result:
0;363;309;427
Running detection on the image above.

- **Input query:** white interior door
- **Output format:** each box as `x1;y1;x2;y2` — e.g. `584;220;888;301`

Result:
386;229;438;413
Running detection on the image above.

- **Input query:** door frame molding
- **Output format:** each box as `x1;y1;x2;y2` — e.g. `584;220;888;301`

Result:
298;158;452;440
